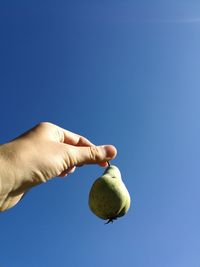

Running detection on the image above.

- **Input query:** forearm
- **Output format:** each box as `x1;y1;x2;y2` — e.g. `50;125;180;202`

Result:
0;142;25;211
0;138;48;211
0;143;13;210
0;122;117;212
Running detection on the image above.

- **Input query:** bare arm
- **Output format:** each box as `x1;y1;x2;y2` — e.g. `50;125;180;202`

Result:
0;122;117;211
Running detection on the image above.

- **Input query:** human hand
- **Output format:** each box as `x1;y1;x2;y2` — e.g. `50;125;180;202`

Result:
0;122;117;211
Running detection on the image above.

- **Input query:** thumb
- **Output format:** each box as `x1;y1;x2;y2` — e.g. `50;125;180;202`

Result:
66;145;117;166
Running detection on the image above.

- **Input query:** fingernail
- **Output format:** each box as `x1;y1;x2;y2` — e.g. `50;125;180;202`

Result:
102;145;117;159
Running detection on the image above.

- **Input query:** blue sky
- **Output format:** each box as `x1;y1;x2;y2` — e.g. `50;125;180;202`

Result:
1;1;200;266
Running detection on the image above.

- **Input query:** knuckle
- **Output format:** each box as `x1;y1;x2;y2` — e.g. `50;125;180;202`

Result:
88;146;101;161
38;122;53;128
78;136;85;144
77;135;91;146
63;145;77;167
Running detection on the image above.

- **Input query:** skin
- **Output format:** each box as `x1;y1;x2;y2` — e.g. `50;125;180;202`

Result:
89;166;131;221
0;122;117;212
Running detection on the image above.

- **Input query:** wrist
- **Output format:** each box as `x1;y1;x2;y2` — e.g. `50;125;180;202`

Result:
0;143;14;210
0;141;27;211
0;142;15;188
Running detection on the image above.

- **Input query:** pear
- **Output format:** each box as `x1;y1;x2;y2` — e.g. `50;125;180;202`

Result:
89;165;131;223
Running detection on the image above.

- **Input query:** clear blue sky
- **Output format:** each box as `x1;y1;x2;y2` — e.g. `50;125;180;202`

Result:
1;1;200;266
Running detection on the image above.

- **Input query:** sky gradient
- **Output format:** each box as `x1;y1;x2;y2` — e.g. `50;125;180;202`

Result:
1;1;200;266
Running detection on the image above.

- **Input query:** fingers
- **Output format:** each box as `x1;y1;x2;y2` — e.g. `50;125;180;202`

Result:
30;122;94;147
33;123;117;173
58;166;76;177
36;124;110;156
65;144;117;166
57;125;94;147
74;161;109;169
99;162;109;167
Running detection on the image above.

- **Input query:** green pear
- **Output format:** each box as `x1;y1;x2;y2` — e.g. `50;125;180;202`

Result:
89;165;131;223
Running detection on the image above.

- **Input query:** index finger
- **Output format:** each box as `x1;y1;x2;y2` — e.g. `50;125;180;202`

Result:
57;126;94;147
58;126;110;167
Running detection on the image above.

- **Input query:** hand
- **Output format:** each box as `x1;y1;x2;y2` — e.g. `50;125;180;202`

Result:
0;122;117;211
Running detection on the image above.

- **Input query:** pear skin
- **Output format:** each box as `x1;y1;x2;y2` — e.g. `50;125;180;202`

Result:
89;165;131;222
